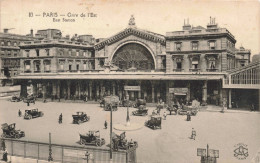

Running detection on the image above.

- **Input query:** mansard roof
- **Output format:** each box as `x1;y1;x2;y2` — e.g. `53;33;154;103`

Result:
94;27;166;50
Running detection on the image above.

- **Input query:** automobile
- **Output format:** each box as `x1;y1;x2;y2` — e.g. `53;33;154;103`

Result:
24;108;44;119
145;115;162;130
79;130;105;147
132;99;148;116
1;123;25;139
102;96;119;111
10;95;21;102
72;112;90;124
23;94;35;103
111;132;138;151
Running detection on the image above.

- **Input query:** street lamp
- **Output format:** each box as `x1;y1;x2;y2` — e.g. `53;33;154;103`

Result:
110;100;113;161
48;133;53;162
126;94;130;126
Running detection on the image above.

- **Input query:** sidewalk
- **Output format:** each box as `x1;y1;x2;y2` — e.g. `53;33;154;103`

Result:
0;155;60;163
200;105;260;114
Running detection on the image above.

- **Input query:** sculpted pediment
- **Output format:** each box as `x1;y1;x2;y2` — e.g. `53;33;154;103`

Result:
94;27;165;50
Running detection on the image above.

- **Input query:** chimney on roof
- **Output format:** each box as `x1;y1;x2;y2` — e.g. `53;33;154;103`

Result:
3;29;8;33
183;18;191;30
30;29;34;37
207;17;218;29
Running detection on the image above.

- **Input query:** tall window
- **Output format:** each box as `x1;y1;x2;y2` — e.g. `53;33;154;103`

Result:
83;61;87;70
14;42;17;46
175;42;182;51
176;58;182;69
83;52;86;56
208;58;216;69
69;65;72;71
76;51;79;56
68;50;72;56
209;41;216;50
7;42;11;46
45;49;50;56
192;42;198;51
36;49;40;57
1;42;4;46
162;57;166;69
76;64;79;70
59;60;64;71
26;50;30;57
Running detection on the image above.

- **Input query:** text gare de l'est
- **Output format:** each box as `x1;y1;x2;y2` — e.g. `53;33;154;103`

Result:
42;12;97;22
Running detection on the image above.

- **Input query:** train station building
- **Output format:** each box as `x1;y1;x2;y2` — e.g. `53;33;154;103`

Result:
12;16;259;109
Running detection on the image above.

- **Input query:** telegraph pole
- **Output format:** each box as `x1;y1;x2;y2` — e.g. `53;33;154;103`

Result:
110;102;113;161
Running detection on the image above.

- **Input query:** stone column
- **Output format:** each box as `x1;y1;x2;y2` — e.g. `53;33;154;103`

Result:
85;82;89;98
20;83;27;98
96;82;100;99
107;82;111;95
151;81;155;103
41;60;44;73
42;83;47;100
166;81;169;104
119;83;122;100
78;81;81;99
89;81;92;100
138;81;141;99
33;83;37;96
228;89;232;108
100;81;104;97
67;81;71;99
219;88;223;106
202;80;207;105
112;81;116;95
75;82;79;98
52;81;57;99
186;82;191;102
57;80;60;99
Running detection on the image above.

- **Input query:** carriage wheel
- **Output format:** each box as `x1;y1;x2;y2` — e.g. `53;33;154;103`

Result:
96;140;101;147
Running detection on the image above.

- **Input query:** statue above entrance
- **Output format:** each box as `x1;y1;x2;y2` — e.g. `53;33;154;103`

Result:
128;15;136;27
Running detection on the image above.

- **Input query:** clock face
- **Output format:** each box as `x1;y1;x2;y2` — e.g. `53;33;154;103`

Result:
209;149;219;158
197;148;206;157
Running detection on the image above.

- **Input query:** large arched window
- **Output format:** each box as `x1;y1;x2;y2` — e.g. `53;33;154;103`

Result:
112;43;155;71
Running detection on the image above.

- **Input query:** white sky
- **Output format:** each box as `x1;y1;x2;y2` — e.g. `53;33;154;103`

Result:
0;0;259;56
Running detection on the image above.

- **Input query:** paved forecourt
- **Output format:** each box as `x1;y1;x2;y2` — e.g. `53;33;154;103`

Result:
0;100;259;163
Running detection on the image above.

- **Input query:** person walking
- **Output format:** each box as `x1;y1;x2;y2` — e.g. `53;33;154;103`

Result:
59;113;63;124
163;112;167;120
104;120;107;129
187;111;191;121
191;128;196;140
18;109;22;117
2;148;8;162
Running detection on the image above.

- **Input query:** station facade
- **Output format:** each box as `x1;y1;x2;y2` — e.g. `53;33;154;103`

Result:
14;17;255;108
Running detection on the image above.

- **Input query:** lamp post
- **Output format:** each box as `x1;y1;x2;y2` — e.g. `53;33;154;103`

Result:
126;94;130;126
48;133;53;162
110;100;113;161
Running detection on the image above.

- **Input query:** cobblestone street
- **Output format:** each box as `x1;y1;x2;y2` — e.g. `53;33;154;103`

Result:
0;100;259;163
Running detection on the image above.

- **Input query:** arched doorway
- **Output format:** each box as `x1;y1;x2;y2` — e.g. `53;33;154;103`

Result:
112;43;155;71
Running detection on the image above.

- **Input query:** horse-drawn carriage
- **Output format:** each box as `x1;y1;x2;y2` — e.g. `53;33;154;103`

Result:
79;130;105;147
1;123;25;139
111;132;138;151
72;112;90;124
132;99;148;116
100;96;119;111
24;108;44;119
145;115;162;130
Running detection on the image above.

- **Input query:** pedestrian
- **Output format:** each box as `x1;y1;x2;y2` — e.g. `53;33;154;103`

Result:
222;97;227;113
251;104;255;112
163;112;167;120
51;95;54;102
104;120;107;129
27;101;30;106
18;109;22;117
59;113;63;124
2;148;8;162
85;96;88;102
191;128;196;140
187;111;191;121
85;151;90;162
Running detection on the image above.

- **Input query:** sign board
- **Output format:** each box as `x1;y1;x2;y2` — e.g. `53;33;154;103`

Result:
169;88;188;94
124;86;140;91
209;149;219;158
197;148;207;157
